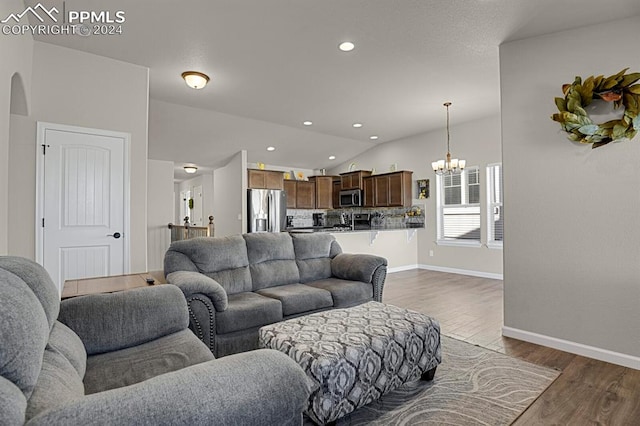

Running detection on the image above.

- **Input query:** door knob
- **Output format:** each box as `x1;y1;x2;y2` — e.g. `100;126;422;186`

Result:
107;232;121;239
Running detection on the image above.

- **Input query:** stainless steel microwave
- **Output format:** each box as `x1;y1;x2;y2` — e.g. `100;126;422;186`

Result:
339;189;362;207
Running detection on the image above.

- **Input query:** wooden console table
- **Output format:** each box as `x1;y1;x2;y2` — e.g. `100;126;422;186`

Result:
62;271;166;299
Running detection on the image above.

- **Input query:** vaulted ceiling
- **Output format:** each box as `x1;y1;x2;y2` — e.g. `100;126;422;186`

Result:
26;0;640;173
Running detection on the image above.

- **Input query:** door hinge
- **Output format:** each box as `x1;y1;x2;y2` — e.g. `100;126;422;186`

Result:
42;218;45;228
42;144;49;155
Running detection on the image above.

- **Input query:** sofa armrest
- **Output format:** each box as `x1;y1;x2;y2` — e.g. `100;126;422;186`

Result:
27;349;311;426
331;253;388;302
331;253;387;282
58;285;189;356
166;271;228;312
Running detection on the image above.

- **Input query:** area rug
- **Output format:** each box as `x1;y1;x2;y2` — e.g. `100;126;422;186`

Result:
304;336;560;425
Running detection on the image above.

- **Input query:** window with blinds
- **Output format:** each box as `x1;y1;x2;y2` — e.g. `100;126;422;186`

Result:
487;164;503;247
437;167;481;243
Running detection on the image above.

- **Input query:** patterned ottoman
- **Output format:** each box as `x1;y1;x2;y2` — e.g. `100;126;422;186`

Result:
258;301;441;425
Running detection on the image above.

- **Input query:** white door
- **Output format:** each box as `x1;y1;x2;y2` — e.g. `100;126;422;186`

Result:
37;123;129;293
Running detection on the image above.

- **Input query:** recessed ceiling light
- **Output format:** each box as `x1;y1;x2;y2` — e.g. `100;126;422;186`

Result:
369;135;379;140
329;155;336;160
338;41;355;52
267;146;275;151
352;123;363;128
303;121;313;126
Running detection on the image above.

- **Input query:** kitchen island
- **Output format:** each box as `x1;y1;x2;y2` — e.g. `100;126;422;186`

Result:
287;227;420;271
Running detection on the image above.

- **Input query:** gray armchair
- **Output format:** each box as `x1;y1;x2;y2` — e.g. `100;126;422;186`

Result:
0;256;310;425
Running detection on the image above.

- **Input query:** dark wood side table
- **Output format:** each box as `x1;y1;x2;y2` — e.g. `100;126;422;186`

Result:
62;271;166;299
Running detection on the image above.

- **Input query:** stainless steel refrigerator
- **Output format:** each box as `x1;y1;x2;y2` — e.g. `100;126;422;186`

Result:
247;189;287;232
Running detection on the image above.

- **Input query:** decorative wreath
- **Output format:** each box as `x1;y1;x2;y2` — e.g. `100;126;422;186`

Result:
551;68;640;148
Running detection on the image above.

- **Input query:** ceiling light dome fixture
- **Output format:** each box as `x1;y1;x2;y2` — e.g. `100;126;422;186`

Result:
352;123;363;128
181;71;209;89
338;41;355;52
432;102;465;175
303;121;313;126
266;146;275;151
184;165;198;174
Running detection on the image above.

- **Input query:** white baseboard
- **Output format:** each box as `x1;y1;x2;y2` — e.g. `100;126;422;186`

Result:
502;326;640;370
387;264;420;273
418;264;503;280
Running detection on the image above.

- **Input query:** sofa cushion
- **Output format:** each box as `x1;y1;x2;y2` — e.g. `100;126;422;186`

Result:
164;236;252;295
84;329;214;395
48;321;87;379
291;233;336;283
0;377;25;426
257;284;333;316
216;292;283;334
304;278;373;308
244;233;300;290
25;345;85;421
0;268;50;400
59;285;189;356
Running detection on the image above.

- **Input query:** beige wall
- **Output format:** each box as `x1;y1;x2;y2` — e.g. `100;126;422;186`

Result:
213;150;246;237
9;42;149;272
147;160;174;271
329;115;503;276
501;16;640;359
332;230;418;270
0;0;33;254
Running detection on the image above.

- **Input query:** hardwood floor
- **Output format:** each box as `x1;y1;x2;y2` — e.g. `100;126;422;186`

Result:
383;269;640;425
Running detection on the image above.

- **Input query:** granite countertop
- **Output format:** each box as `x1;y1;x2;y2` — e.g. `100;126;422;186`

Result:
287;224;424;233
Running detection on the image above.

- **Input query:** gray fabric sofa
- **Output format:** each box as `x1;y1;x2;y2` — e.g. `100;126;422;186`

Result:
164;232;388;358
0;256;310;426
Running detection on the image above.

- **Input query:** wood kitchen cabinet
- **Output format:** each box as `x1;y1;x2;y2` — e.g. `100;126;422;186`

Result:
340;170;372;190
283;180;316;209
363;176;375;207
332;178;341;209
247;169;284;190
364;170;413;207
309;176;334;209
283;180;297;208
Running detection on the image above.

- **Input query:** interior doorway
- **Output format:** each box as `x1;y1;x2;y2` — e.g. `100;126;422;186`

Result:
36;122;131;294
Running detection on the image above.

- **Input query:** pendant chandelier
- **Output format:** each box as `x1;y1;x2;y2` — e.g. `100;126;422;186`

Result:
432;102;465;175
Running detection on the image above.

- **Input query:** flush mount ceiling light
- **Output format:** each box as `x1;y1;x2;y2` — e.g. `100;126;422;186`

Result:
303;121;313;126
329;155;336;160
352;123;363;128
369;135;379;140
181;71;209;89
266;146;275;151
432;102;466;175
183;165;198;174
338;41;355;52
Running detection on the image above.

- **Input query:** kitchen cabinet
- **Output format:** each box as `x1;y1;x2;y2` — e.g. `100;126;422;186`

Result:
363;176;374;207
309;176;334;209
283;180;297;208
248;169;284;190
364;170;413;207
283;180;316;209
340;170;371;190
332;179;341;209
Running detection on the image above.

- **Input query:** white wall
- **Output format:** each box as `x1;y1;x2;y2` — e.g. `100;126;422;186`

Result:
9;42;150;272
147;160;174;271
501;16;640;361
329;115;503;276
0;0;33;254
213;150;246;237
